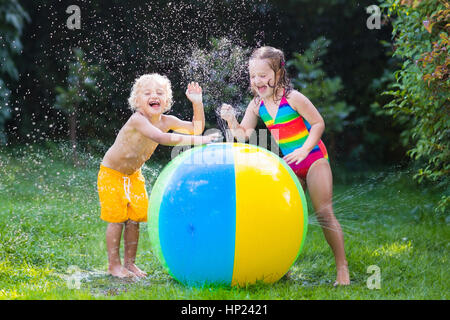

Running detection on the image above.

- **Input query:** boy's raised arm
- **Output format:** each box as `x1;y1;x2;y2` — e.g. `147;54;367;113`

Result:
165;115;203;135
169;82;205;135
131;113;213;146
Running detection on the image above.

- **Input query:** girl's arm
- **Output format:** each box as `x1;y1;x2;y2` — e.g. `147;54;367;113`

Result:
220;99;259;141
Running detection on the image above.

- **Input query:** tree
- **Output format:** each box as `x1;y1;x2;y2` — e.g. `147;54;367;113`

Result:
54;48;100;165
0;0;29;144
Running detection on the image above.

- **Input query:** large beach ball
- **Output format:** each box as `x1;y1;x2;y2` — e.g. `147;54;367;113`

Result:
148;143;308;287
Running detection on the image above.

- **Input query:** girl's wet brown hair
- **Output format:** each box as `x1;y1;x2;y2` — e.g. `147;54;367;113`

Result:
249;46;292;105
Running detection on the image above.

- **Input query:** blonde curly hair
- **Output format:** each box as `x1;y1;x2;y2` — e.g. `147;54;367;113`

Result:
128;73;173;112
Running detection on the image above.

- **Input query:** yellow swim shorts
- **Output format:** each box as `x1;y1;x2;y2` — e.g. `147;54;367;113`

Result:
97;165;148;223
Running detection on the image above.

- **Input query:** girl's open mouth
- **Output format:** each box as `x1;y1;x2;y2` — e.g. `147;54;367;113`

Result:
257;86;267;94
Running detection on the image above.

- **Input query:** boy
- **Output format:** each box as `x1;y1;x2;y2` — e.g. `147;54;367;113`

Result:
98;73;218;278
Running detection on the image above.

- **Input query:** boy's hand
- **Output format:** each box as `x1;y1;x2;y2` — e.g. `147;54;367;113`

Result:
204;131;223;144
185;82;203;104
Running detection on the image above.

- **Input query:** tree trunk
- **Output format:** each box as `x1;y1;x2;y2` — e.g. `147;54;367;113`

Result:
69;110;78;166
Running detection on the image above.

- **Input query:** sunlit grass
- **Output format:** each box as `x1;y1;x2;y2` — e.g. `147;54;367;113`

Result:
0;144;448;299
0;259;60;299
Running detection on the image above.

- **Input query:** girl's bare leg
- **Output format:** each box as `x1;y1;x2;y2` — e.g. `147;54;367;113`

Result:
305;159;350;286
106;222;135;278
123;220;147;277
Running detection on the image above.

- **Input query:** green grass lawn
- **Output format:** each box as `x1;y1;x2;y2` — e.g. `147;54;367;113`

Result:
0;144;448;300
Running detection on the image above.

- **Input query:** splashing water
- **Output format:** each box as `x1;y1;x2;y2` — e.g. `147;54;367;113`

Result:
12;0;277;147
180;37;251;139
306;168;440;238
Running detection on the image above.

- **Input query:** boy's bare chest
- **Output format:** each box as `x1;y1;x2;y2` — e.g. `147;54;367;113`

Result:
135;122;171;157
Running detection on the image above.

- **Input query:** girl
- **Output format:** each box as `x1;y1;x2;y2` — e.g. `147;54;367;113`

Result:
220;46;350;286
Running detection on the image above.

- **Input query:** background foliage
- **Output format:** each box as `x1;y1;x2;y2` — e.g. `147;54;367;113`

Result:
0;0;29;143
378;0;449;211
288;36;355;155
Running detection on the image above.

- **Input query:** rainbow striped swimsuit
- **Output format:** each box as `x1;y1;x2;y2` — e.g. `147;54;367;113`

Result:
259;95;329;180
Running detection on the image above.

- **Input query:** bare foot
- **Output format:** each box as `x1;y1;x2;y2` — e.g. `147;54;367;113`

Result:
124;263;147;278
333;264;350;286
108;265;136;278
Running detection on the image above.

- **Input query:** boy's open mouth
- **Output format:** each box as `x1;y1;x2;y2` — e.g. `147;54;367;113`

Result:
149;101;161;109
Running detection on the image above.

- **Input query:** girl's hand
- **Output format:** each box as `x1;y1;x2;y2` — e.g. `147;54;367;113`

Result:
283;147;310;165
185;82;203;104
220;103;236;122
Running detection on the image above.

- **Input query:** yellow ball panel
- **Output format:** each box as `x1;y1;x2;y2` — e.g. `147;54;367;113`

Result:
231;144;306;287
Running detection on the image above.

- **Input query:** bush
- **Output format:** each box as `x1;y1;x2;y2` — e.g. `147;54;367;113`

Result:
379;0;449;212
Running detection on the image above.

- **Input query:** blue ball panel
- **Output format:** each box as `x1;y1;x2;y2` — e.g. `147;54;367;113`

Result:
158;144;236;286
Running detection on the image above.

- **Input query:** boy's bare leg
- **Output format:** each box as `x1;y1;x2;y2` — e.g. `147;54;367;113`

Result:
306;159;350;286
106;222;135;278
123;220;147;277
